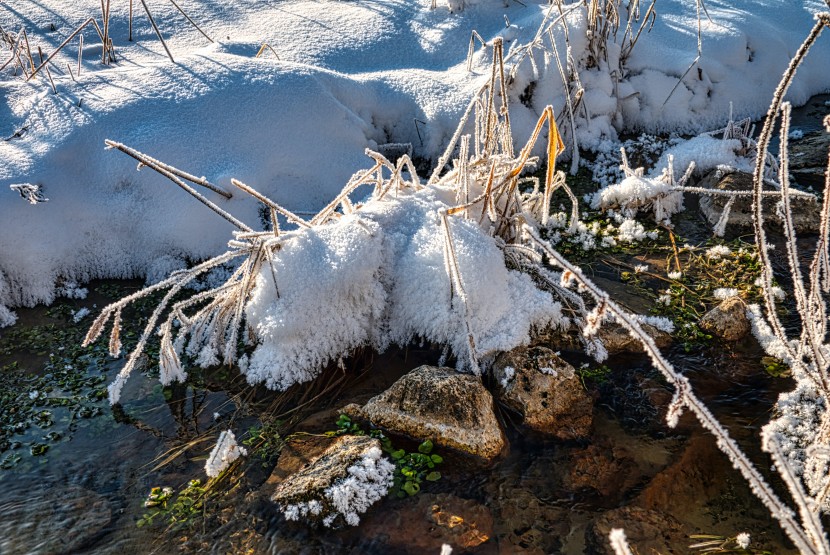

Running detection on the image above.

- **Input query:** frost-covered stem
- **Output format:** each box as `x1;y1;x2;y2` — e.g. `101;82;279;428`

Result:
105;249;246;404
139;156;231;199
440;211;480;374
105;140;251;231
314;162;380;223
229;178;309;229
765;431;830;549
28;18;108;80
547;27;579;175
428;86;484;185
752;14;830;380
523;224;819;554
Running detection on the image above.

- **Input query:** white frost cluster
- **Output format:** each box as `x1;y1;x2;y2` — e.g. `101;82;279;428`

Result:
713;287;740;300
72;307;91;323
635;315;675;334
736;533;751;549
500;366;516;388
281;446;394;527
705;245;732;259
205;430;247;478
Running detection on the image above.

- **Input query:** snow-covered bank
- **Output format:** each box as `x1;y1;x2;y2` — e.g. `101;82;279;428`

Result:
2;0;829;319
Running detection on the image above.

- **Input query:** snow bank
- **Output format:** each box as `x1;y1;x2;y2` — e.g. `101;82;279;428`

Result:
2;1;830;319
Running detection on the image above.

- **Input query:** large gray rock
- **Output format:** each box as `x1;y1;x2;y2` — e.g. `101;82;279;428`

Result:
698;168;819;233
699;296;750;341
344;365;506;462
492;346;592;440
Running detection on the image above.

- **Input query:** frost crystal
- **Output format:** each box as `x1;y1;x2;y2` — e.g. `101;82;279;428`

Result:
713;287;740;300
278;446;394;527
205;430;247;478
736;533;750;549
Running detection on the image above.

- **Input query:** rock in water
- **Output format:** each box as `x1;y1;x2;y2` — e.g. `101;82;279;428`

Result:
697;168;819;233
269;434;393;527
699;296;750;341
492;346;592;440
344;365;506;462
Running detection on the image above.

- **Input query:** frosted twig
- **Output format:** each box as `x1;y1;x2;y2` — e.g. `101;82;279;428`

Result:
105;140;250;231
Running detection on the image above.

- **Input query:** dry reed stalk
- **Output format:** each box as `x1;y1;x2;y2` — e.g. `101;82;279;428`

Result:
104;140;251;231
255;43;280;60
139;0;175;62
169;0;214;43
28;18;108;80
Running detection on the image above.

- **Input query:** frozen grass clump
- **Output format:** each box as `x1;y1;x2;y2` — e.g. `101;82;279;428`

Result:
85;41;577;402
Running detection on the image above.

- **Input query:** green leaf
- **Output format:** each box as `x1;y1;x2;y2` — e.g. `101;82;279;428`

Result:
402;481;420;496
418;440;433;454
391;449;405;460
430;454;443;464
136;518;146;528
425;471;442;482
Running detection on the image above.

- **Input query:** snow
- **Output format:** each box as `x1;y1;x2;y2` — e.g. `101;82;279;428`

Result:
2;2;830;322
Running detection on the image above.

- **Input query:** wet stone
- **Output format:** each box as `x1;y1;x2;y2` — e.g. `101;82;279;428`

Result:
699;296;750;342
492;346;593;440
697;168;820;233
343;365;507;462
789;130;830;187
565;443;641;501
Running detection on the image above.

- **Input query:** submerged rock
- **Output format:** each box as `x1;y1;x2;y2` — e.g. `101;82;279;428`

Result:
598;322;672;355
492;346;592;440
699;296;750;341
360;493;494;552
343;365;506;462
585;506;687;555
269;434;393;527
697;168;820;233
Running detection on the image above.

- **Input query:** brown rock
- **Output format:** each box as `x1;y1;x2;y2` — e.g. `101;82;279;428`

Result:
566;443;641;500
699;296;750;341
360;493;494;553
585;506;688;555
698;168;820;233
598;322;672;355
344;365;506;462
492;346;592;439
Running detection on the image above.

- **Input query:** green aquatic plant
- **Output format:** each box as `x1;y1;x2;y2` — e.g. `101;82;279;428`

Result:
137;479;207;529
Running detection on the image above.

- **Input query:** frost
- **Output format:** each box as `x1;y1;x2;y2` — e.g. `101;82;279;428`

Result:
205;430;247;478
72;307;90;323
713;287;740;300
667;271;682;280
635;315;675;334
500;366;516;387
279;446;394;527
736;533;750;549
705;245;732;259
